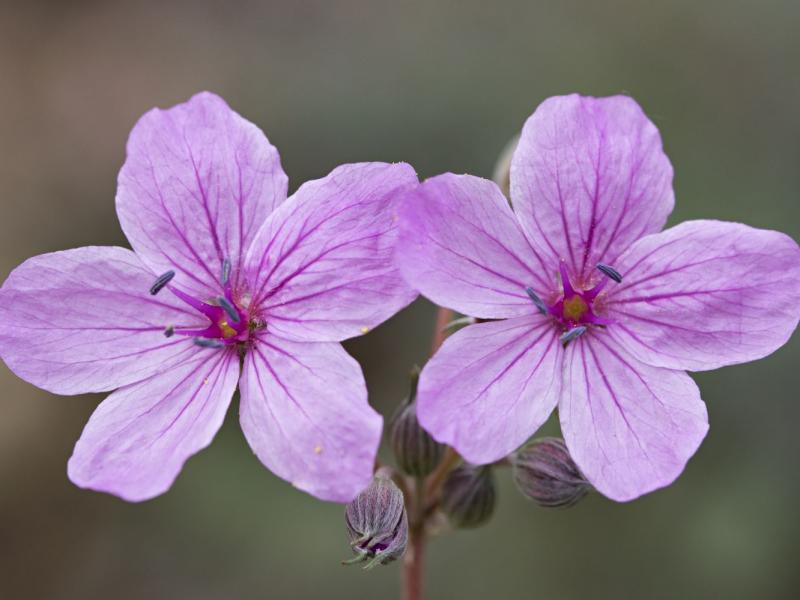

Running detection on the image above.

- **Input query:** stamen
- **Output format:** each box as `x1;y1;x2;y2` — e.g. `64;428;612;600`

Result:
596;263;622;283
221;258;231;286
525;287;549;315
217;296;241;323
559;326;587;346
149;270;175;295
164;326;175;338
193;337;225;349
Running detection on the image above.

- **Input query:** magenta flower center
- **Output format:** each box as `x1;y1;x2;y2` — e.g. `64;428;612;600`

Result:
172;286;250;344
150;261;258;348
559;295;589;322
527;262;618;346
549;263;609;329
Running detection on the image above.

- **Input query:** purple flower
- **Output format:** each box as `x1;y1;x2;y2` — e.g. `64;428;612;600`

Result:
0;92;417;502
397;94;800;501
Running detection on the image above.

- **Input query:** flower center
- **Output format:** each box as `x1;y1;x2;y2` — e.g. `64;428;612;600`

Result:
218;319;238;339
149;259;263;349
525;262;623;346
561;295;588;322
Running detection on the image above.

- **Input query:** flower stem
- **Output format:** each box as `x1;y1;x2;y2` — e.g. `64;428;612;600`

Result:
425;447;460;499
402;522;425;600
401;306;457;600
402;477;427;600
430;307;454;354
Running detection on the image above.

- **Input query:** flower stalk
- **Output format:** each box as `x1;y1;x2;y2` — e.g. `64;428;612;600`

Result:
402;477;427;600
401;306;460;600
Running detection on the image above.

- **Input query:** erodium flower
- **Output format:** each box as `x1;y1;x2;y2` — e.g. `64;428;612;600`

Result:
397;94;800;501
0;92;418;502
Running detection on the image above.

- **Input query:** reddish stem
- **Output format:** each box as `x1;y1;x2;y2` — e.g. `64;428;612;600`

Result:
401;307;456;600
430;308;454;354
402;525;425;600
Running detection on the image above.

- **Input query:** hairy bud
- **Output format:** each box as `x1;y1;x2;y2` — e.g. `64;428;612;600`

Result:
344;469;408;569
440;465;496;528
390;368;444;477
512;438;591;508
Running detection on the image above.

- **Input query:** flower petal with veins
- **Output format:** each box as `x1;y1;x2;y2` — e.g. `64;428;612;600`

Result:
239;334;382;502
117;91;288;298
397;173;551;319
246;162;418;342
416;315;562;464
560;335;708;501
511;94;674;281
0;246;204;394
68;350;240;502
606;220;800;371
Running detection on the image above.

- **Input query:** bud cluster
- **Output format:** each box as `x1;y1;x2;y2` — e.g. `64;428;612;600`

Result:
345;370;591;572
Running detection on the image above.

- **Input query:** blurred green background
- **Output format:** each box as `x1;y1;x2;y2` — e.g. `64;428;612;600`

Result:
1;0;799;598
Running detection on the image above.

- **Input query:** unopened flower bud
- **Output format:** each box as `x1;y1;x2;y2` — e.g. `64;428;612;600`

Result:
344;469;408;569
390;368;444;477
440;465;496;528
512;438;591;508
492;133;519;200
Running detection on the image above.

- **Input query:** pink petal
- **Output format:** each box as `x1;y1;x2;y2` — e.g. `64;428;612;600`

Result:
416;315;561;464
560;335;708;501
117;91;288;298
67;350;240;502
605;220;800;371
0;246;205;395
245;162;418;342
239;334;382;502
397;173;552;319
511;94;674;280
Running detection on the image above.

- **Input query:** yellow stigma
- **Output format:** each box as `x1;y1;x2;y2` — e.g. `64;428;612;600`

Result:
219;320;237;338
562;296;588;321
